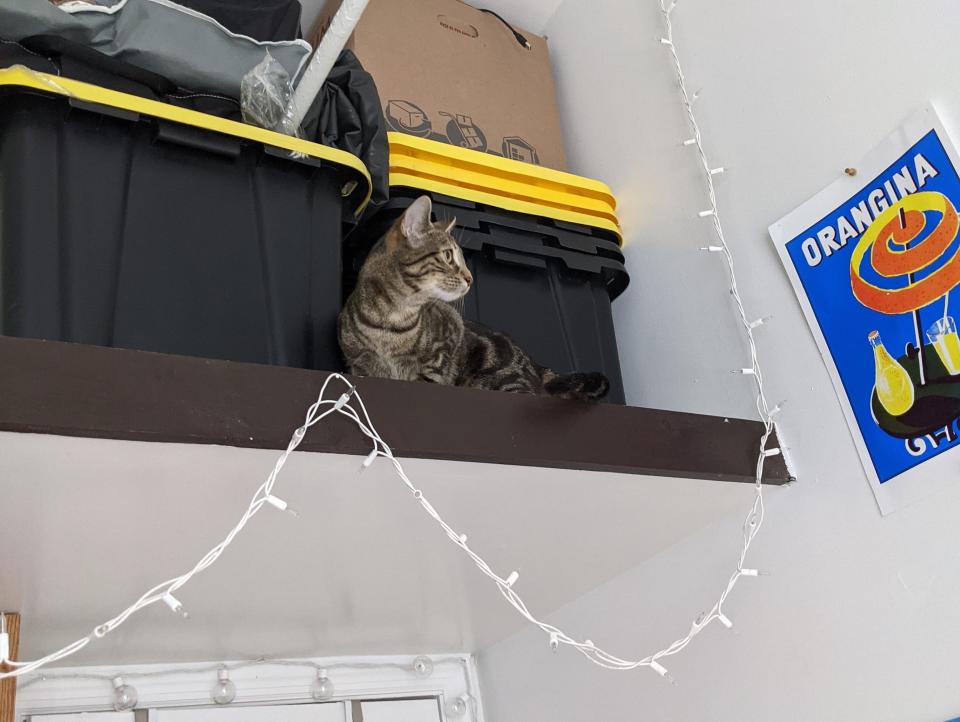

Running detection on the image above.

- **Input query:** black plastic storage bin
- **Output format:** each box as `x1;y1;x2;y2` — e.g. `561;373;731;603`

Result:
0;67;370;370
344;189;630;403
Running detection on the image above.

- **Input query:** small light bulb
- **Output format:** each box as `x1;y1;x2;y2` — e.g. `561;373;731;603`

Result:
112;676;138;711
649;660;676;685
211;667;236;705
445;694;470;718
334;383;356;410
162;592;189;618
265;494;299;517
412;655;434;678
311;670;335;701
549;633;560;652
361;448;379;470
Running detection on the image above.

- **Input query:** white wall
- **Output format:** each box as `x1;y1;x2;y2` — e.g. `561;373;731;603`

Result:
478;2;960;721
298;1;563;41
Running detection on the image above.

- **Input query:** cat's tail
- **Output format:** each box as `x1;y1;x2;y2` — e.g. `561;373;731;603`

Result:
542;370;610;401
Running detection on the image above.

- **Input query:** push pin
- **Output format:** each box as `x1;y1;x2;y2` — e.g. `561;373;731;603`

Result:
844;167;857;176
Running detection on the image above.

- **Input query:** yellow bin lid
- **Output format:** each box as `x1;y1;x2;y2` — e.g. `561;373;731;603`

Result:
0;66;373;217
387;132;622;244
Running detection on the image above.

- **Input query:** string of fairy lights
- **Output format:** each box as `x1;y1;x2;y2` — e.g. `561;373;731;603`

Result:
0;0;785;704
12;654;475;718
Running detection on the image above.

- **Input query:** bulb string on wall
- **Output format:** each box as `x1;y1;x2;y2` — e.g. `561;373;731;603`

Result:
18;656;444;690
0;0;784;686
211;666;236;705
17;656;473;713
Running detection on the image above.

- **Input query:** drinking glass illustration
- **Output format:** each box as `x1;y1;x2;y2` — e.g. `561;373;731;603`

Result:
868;330;915;415
926;316;960;376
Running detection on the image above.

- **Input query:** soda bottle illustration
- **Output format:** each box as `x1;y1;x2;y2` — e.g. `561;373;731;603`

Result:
868;330;915;416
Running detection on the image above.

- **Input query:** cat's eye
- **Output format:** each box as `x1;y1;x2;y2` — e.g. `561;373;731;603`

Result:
442;249;455;264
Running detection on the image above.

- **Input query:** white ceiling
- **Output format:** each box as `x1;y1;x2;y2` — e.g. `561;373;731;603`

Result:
299;1;563;40
0;431;758;667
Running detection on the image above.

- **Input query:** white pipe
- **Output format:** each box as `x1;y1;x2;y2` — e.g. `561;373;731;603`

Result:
289;0;370;128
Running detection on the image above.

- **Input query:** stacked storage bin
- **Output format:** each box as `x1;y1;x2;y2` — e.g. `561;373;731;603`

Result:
0;66;371;372
345;132;629;403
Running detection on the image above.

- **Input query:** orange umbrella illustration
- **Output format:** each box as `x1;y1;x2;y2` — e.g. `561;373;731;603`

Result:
850;191;960;385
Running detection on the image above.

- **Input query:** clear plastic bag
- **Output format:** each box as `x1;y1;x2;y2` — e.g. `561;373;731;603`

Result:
240;50;299;137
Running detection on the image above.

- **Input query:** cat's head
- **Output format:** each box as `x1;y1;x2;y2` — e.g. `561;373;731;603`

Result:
384;195;473;302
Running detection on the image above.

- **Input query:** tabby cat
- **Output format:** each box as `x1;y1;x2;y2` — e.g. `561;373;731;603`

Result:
338;195;609;400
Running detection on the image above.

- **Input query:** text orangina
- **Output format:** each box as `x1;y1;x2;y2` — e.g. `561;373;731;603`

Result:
800;152;939;267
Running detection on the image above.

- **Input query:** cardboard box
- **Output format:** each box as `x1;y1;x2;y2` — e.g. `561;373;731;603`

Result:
311;0;567;170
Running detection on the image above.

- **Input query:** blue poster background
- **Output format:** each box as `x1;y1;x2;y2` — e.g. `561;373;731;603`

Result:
785;129;960;482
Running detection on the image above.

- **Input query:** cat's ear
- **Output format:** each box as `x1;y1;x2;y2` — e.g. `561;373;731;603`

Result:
401;195;433;244
443;217;457;233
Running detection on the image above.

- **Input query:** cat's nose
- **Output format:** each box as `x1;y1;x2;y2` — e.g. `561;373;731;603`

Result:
462;270;473;286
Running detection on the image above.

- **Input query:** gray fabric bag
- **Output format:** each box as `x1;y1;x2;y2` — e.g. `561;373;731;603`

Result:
0;0;312;97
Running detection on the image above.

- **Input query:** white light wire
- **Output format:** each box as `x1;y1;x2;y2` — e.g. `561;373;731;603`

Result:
16;656;479;714
0;374;351;679
1;1;781;683
15;657;456;690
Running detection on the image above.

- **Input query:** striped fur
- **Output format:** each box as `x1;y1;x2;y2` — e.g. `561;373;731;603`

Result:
338;195;609;401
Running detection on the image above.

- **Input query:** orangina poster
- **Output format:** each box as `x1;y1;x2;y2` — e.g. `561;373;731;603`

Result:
770;104;960;514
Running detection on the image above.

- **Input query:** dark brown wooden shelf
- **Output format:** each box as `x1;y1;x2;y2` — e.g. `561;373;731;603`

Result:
0;336;792;484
